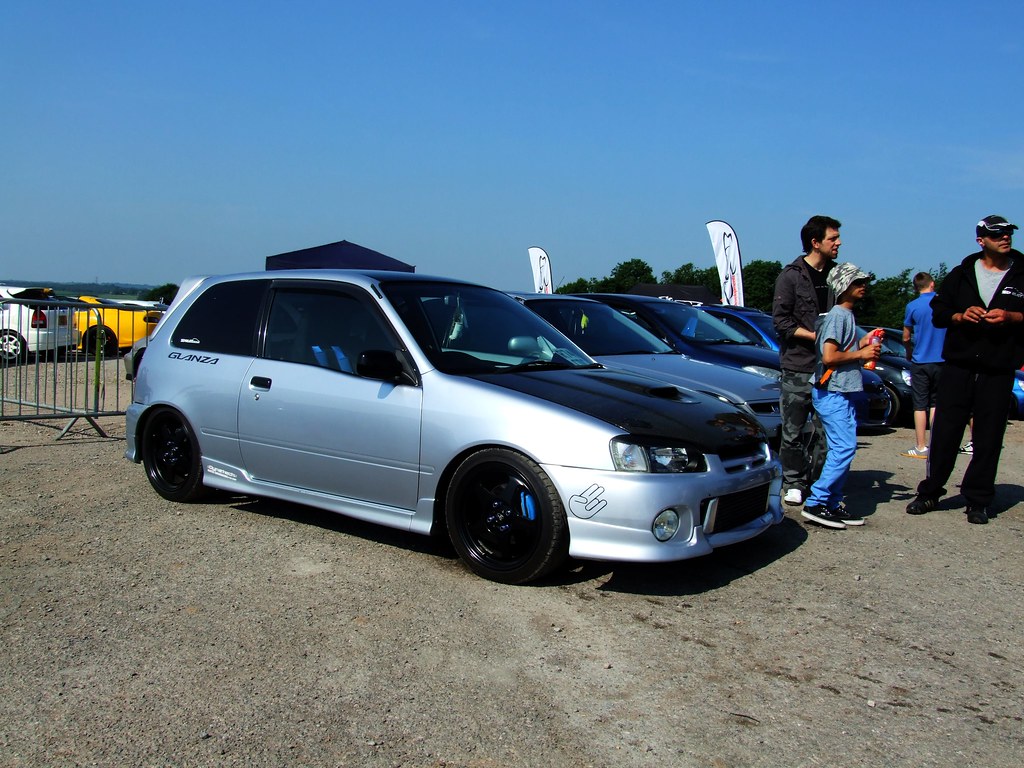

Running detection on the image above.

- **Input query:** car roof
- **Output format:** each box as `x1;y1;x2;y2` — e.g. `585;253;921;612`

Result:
507;292;602;304
704;305;769;315
573;293;673;305
184;269;481;289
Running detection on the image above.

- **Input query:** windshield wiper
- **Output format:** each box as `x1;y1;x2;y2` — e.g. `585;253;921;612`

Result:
502;359;593;372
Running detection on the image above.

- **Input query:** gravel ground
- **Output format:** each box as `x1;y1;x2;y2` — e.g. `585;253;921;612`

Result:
2;381;1022;767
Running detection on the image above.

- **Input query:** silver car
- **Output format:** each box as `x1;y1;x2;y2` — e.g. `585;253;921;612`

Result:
513;293;782;444
125;271;782;584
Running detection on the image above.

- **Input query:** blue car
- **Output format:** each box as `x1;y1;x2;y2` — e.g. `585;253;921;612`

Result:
1013;370;1024;419
579;293;891;427
701;305;781;352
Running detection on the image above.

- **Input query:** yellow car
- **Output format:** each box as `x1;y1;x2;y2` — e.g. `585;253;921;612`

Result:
73;296;165;356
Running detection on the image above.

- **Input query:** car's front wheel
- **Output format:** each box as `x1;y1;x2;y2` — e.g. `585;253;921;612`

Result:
445;449;568;584
141;407;208;502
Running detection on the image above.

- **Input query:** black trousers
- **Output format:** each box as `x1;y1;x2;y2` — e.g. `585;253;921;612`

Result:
918;362;1013;507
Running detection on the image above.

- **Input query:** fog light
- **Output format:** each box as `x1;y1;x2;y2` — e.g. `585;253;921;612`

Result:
652;509;680;541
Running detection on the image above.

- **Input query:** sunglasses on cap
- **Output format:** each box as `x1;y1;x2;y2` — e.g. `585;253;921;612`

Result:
982;229;1014;239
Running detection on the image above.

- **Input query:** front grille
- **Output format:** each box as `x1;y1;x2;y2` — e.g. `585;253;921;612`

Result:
717;442;769;474
701;484;770;533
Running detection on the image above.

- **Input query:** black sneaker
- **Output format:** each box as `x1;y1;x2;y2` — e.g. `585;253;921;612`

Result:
831;502;865;526
906;496;938;515
966;506;989;525
801;504;847;529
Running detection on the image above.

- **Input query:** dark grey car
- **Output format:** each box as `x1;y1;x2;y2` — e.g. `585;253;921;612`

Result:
512;293;782;445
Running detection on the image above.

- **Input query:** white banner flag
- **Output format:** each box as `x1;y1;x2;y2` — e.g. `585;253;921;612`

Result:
527;246;553;294
706;220;744;306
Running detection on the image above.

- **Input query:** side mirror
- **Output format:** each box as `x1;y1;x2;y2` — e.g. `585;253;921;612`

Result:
508;336;541;356
357;349;408;383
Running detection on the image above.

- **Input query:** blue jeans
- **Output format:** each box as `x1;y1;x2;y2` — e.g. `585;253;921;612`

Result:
806;389;858;510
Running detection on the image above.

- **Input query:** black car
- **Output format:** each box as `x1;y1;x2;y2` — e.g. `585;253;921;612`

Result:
857;326;913;425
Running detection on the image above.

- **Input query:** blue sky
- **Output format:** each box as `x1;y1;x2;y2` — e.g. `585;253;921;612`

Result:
2;1;1022;293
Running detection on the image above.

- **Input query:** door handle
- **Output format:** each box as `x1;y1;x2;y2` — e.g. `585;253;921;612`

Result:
250;376;272;390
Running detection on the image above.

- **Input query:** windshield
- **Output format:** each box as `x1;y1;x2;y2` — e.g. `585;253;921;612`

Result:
382;282;595;374
526;299;674;356
651;302;753;344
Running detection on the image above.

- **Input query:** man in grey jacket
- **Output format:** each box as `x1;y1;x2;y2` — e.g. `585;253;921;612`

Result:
772;215;840;505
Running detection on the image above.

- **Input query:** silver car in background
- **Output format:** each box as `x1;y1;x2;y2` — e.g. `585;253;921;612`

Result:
512;293;783;445
126;270;782;584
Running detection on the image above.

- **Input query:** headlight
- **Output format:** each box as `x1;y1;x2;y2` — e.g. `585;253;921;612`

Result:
610;438;706;473
901;369;912;386
652;509;680;541
742;365;782;381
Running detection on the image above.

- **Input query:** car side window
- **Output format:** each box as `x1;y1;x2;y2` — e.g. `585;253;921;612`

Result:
616;308;665;341
263;287;393;374
172;280;269;355
713;313;760;344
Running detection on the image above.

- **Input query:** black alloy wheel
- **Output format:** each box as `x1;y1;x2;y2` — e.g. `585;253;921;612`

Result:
445;449;568;584
141;407;208;502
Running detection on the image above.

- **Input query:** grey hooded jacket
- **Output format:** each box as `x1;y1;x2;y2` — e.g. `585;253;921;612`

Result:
772;255;836;373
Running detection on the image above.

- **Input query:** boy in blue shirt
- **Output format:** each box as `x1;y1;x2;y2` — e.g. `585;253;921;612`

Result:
901;272;946;458
802;263;882;529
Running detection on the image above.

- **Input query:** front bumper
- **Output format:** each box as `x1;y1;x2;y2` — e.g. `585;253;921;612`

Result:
545;449;783;563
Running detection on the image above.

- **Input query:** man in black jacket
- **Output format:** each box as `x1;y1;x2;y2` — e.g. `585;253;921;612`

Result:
907;215;1024;523
772;216;839;505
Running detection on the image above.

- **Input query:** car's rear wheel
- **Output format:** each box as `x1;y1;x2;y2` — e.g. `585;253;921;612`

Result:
82;326;119;357
445;449;568;584
141;407;208;502
0;330;27;363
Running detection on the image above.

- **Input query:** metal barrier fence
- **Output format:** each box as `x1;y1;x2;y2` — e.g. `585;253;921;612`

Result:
1;296;161;438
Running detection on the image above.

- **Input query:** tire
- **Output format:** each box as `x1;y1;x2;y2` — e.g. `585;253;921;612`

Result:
83;326;119;357
140;407;209;502
445;448;568;584
883;385;901;425
0;330;27;364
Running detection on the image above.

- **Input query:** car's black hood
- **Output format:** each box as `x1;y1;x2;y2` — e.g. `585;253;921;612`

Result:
475;367;765;450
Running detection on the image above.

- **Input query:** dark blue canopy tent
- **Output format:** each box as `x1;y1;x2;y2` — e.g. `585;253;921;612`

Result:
265;240;415;272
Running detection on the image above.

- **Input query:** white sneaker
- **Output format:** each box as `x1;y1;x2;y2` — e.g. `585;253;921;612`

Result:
784;488;803;505
959;441;973;454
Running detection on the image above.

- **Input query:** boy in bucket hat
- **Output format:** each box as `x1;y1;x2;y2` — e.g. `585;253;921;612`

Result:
801;263;882;528
906;215;1024;524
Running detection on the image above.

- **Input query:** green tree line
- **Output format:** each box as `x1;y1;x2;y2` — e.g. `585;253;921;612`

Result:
558;258;949;328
